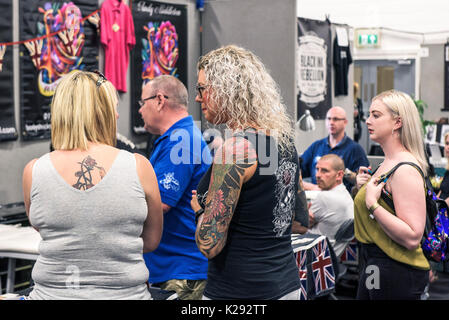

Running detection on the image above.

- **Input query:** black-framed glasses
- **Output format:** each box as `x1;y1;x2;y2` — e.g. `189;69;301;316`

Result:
93;69;107;87
138;94;168;107
196;84;208;99
326;117;346;122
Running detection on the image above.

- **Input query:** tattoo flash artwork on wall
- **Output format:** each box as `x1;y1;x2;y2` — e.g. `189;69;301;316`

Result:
19;0;99;141
0;0;17;141
131;0;187;135
297;17;332;121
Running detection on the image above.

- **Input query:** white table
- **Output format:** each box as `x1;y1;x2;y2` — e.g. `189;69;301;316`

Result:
0;225;40;293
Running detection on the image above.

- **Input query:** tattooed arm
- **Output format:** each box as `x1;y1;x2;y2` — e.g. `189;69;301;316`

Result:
195;136;258;259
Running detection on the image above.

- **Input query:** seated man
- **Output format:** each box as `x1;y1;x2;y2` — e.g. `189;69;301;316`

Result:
305;154;354;257
300;106;369;191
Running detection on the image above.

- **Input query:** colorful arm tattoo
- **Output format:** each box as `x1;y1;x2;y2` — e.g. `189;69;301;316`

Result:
196;136;258;258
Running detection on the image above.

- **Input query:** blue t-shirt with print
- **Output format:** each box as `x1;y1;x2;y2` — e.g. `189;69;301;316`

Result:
144;116;212;283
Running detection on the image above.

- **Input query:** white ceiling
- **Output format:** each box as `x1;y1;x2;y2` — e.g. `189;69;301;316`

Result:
297;0;449;34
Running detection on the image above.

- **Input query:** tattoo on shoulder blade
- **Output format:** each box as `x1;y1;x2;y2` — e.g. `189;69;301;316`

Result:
72;155;106;190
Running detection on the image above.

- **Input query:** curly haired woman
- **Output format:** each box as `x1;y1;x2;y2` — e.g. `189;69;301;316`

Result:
190;45;301;300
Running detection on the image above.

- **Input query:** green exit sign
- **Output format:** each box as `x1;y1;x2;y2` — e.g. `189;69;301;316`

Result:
355;29;381;48
359;34;378;45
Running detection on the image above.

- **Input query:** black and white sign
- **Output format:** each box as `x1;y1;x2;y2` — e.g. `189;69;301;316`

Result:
297;18;332;120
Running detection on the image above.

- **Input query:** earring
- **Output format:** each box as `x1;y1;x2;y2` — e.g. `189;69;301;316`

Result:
392;128;400;138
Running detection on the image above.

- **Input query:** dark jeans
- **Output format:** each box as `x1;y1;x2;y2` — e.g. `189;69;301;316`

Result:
357;243;429;300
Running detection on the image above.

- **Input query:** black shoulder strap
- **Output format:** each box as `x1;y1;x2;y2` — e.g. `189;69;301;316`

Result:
379;162;427;211
380;161;425;181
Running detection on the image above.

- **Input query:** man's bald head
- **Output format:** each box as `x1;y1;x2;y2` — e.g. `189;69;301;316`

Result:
327;106;347;119
326;106;348;137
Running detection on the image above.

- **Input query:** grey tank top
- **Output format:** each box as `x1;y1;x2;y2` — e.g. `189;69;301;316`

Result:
28;150;151;300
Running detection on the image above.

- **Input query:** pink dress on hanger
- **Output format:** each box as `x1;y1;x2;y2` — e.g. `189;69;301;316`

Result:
100;0;135;93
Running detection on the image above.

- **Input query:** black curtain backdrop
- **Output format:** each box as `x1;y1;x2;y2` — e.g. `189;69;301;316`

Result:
0;0;17;141
131;0;187;135
297;17;332;120
19;0;99;141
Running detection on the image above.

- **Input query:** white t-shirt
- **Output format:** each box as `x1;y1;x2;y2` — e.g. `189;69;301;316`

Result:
307;183;354;257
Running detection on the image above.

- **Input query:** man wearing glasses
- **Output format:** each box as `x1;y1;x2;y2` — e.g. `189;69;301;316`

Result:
300;106;369;192
138;75;212;300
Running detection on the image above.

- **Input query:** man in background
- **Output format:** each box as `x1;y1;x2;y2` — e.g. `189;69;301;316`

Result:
300;106;369;191
304;154;354;257
139;75;212;299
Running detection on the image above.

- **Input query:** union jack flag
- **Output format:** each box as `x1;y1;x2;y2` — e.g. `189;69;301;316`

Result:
296;249;308;300
311;238;335;296
340;238;358;263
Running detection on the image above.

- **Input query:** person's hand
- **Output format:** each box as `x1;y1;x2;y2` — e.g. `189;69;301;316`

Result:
365;176;385;208
191;190;201;212
356;166;372;190
210;136;224;151
344;168;357;184
429;269;438;283
308;212;315;227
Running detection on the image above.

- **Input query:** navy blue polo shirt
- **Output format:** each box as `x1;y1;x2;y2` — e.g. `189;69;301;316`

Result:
300;134;369;188
144;116;212;283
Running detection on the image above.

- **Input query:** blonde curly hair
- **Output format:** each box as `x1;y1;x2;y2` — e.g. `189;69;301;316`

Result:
197;45;294;153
